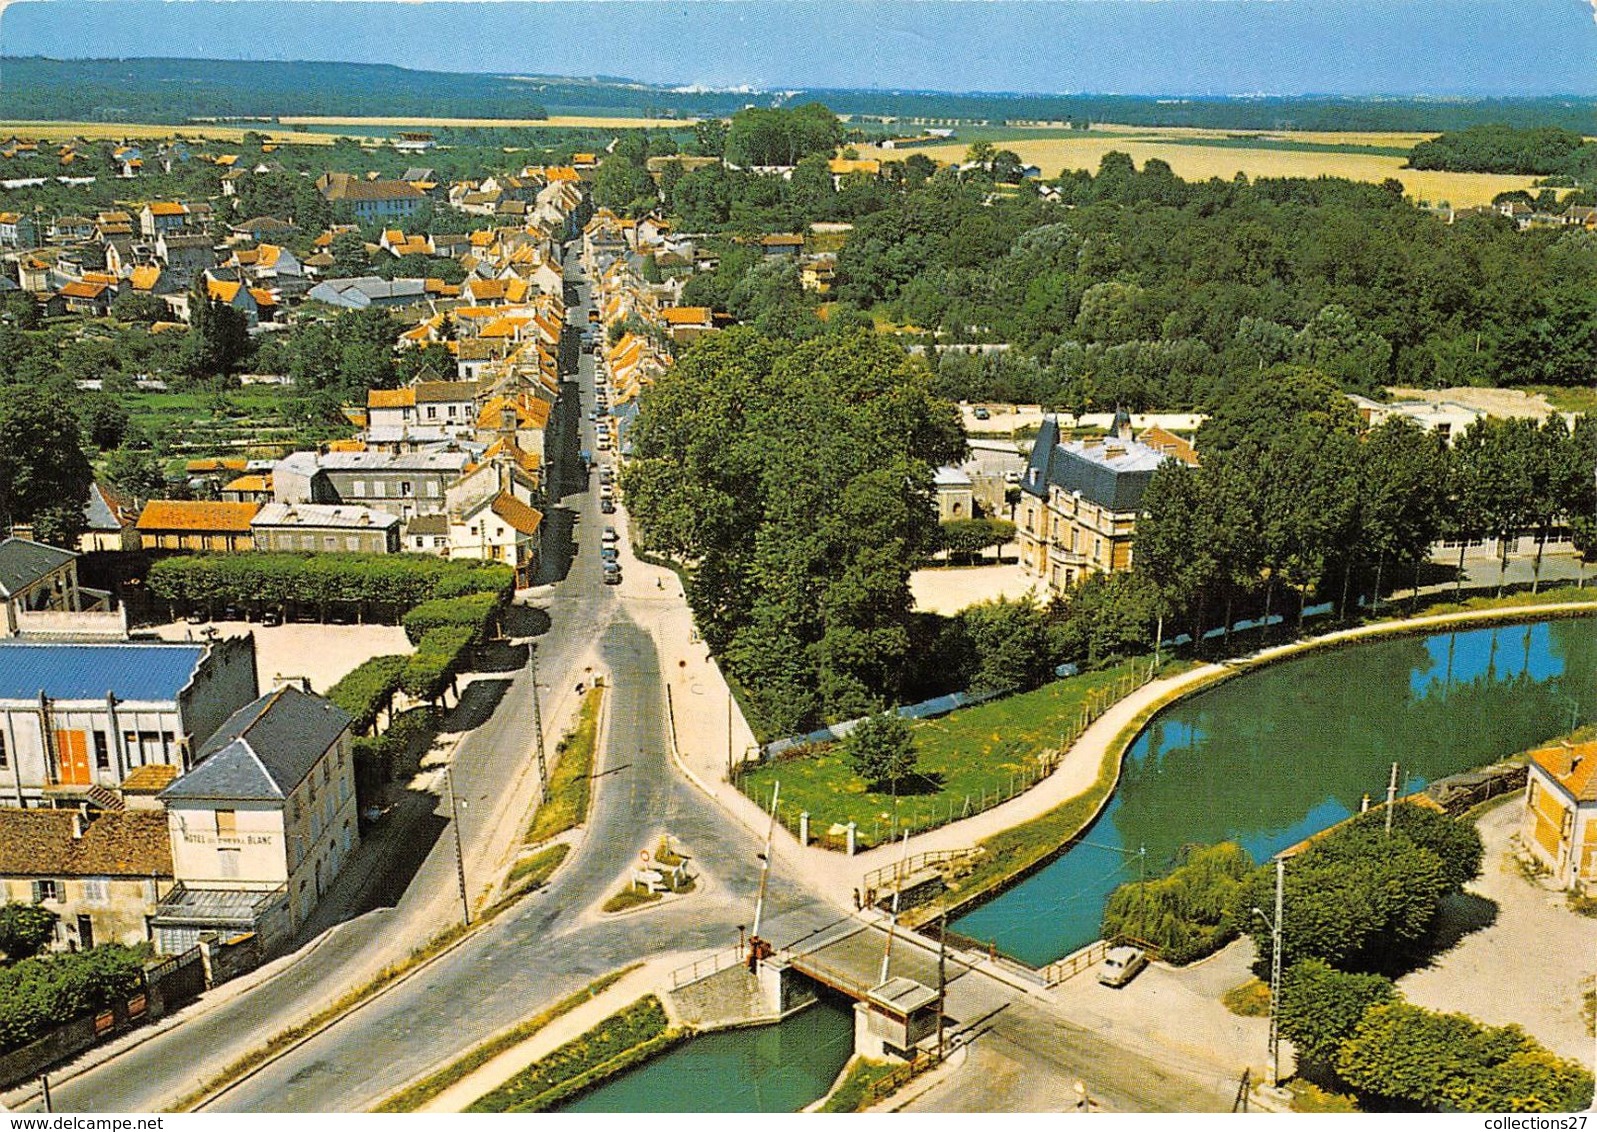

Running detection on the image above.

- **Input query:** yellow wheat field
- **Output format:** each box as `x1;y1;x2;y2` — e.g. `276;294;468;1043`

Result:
860;132;1541;207
0;120;338;145
278;114;698;130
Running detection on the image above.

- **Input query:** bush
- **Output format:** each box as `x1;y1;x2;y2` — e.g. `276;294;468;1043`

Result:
0;946;145;1055
1102;841;1252;965
325;655;409;734
1278;959;1396;1071
1337;1002;1594;1112
0;904;59;963
402;592;502;647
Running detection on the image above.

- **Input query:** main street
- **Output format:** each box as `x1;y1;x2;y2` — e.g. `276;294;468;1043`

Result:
32;247;845;1114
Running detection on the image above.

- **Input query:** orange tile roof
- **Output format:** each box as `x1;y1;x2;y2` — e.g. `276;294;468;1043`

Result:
60;280;108;300
148;201;187;216
222;474;271;493
137;500;260;533
662;306;712;325
1530;741;1597;803
248;288;276;308
490;492;543;536
327;439;368;453
368;388;416;409
207;278;242;303
1138;426;1200;467
128;265;162;292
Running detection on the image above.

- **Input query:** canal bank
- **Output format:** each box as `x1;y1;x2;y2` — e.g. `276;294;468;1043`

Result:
944;606;1596;964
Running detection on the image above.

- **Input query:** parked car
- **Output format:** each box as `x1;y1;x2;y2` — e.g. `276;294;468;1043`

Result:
973;406;991;420
603;570;621;586
1098;945;1148;988
602;526;619;543
261;607;283;627
600;498;616;513
601;546;619;561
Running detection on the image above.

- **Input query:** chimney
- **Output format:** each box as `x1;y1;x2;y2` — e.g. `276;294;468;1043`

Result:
72;805;88;840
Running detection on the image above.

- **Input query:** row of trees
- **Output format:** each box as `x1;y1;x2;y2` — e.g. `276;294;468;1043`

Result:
1135;370;1597;649
1407;124;1596;179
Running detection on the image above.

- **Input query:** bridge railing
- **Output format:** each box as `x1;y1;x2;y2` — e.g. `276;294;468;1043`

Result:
668;945;744;989
1040;935;1162;986
862;849;971;893
783;949;875;1001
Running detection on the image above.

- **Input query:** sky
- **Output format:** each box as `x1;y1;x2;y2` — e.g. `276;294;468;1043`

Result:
3;0;1597;97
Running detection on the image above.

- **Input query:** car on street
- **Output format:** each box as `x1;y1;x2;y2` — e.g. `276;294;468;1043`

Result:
601;546;619;561
601;498;616;513
603;570;621;585
1097;945;1148;987
602;526;619;543
973;406;991;420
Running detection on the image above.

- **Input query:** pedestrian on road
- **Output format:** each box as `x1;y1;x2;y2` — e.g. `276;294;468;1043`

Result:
852;888;861;910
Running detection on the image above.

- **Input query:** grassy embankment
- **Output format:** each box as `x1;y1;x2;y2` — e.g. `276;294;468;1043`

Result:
741;658;1190;851
466;996;682;1113
373;966;638;1112
817;1058;900;1113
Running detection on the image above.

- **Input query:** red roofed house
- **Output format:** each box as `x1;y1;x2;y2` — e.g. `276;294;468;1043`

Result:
1523;739;1597;892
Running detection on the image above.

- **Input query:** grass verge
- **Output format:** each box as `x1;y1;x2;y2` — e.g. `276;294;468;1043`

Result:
741;659;1186;850
818;1057;898;1113
466;995;682;1113
1222;978;1271;1017
602;886;662;914
525;686;603;844
507;843;570;891
373;965;639;1112
903;663;1233;930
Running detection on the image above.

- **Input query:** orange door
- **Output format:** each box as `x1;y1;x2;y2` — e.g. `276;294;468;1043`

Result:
54;730;90;785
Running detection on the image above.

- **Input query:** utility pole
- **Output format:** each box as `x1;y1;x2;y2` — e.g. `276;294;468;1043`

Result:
530;649;548;795
1384;761;1399;835
1252;854;1285;1090
937;912;948;1061
1268;855;1283;1087
444;764;471;925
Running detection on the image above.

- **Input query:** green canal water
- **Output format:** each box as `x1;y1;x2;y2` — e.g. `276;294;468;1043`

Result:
953;617;1597;966
557;997;855;1113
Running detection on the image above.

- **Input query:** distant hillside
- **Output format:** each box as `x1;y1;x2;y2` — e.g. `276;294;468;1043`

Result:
5;56;1597;134
0;57;551;122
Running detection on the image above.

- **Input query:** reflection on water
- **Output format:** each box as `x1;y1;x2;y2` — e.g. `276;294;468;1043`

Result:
953;618;1596;966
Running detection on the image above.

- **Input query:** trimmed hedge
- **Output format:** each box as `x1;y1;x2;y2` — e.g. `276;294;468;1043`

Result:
402;626;475;703
402;593;502;647
326;655;409;734
148;553;513;616
0;946;145;1055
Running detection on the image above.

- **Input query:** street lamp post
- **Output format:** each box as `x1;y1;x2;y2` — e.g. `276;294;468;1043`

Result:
1251;855;1286;1089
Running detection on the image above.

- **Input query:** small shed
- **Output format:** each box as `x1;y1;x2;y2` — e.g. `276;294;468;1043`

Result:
855;976;940;1060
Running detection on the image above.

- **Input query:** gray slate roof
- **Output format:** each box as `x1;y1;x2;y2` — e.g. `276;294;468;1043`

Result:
0;537;76;598
161;685;350;802
1022;416;1166;513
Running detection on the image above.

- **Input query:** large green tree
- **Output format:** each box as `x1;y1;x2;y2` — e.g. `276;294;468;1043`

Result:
0;386;94;543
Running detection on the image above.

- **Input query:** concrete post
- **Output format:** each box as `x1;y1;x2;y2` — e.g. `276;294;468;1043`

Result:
846;821;857;856
799;811;810;846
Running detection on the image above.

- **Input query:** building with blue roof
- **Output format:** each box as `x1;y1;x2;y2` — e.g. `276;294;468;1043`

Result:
0;635;258;808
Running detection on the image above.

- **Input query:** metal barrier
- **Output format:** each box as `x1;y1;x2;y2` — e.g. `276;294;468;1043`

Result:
1041;939;1111;986
862;849;971;892
668;945;744;988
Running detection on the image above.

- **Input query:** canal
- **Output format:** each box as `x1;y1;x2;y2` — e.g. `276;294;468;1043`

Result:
952;617;1597;966
558;998;855;1113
